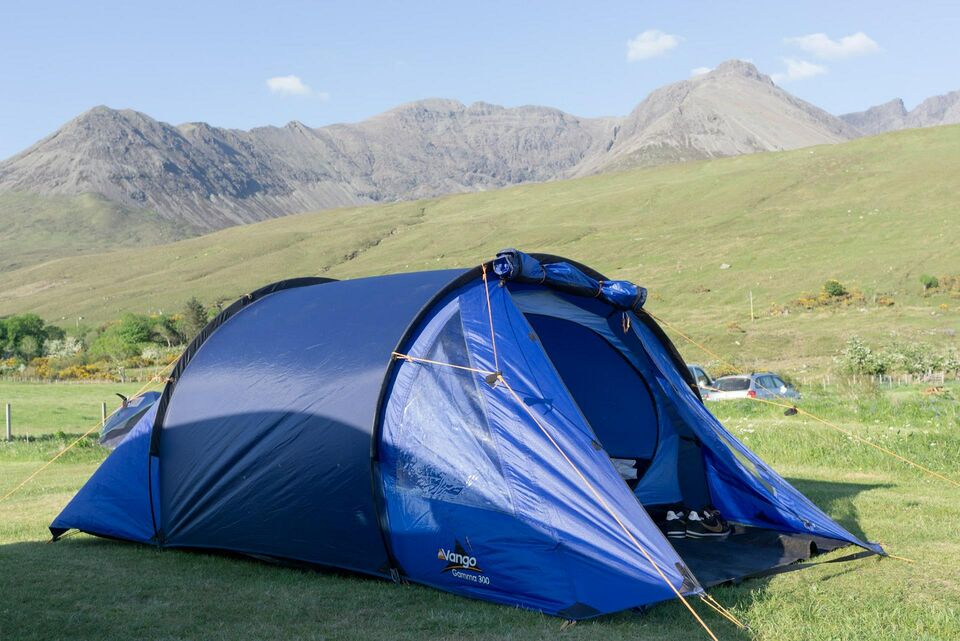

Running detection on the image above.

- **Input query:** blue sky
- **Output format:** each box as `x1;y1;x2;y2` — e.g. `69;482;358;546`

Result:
2;0;958;159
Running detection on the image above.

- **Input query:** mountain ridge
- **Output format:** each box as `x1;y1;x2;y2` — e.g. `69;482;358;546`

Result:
0;60;858;238
841;90;960;135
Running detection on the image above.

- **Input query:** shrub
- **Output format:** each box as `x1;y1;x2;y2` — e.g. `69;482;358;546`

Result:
943;349;960;375
885;341;942;375
31;357;54;379
793;292;819;309
920;274;940;292
836;336;886;375
116;313;153;345
88;326;142;362
56;363;115;381
44;336;83;359
823;279;847;297
939;275;960;293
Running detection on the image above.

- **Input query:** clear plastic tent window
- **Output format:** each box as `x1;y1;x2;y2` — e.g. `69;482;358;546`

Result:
390;307;514;513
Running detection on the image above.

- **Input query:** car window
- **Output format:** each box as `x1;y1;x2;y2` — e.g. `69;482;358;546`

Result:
770;376;787;389
717;377;750;391
754;376;773;391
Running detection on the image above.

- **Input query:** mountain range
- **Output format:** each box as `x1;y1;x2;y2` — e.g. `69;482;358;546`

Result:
840;91;960;136
0;59;956;255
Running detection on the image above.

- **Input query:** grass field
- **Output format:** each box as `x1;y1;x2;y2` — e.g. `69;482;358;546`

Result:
1;382;958;640
0;381;145;436
1;125;959;374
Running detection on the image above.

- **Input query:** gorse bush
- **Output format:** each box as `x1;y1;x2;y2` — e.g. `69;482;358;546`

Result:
792;279;867;310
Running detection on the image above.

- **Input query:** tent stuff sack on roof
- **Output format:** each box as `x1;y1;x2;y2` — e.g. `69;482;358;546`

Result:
51;250;882;619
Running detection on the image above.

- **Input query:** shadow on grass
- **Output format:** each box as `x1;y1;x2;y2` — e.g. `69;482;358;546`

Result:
0;477;884;641
785;476;888;542
0;535;758;641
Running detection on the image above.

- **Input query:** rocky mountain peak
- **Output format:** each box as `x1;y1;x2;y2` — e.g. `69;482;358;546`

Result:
707;59;769;83
842;91;960;135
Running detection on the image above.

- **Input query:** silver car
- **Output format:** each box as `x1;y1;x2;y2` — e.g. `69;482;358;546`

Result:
687;364;715;400
708;372;800;401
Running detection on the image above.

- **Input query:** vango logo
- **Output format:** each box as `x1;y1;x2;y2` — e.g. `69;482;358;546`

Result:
437;540;482;573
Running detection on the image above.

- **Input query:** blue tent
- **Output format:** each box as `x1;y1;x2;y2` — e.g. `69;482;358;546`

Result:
51;251;882;619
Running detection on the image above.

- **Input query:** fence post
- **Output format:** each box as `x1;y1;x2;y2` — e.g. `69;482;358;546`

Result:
5;403;11;441
101;402;107;426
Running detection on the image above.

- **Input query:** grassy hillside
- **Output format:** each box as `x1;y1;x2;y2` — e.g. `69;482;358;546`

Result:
0;192;195;272
1;125;959;372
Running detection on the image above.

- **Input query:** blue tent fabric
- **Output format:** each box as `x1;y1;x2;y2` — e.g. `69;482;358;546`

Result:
155;271;460;574
51;402;159;543
380;282;694;616
51;250;882;619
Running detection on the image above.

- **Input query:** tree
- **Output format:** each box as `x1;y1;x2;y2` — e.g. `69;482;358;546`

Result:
44;324;66;342
151;316;184;348
181;298;208;340
116;313;153;346
18;335;41;360
0;314;48;360
88;314;152;363
88;326;141;362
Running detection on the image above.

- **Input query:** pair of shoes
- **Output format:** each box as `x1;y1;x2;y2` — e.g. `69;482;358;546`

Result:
658;506;731;539
686;507;731;538
660;509;687;539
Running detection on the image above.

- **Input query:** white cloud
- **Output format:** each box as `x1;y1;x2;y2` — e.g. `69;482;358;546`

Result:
690;66;712;77
785;32;880;59
771;58;828;83
626;30;682;62
266;75;313;96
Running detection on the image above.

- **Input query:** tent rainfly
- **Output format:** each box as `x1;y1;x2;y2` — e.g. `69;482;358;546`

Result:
51;250;882;620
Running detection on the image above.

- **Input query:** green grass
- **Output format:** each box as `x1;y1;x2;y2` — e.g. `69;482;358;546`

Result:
0;385;958;640
0;381;144;436
0;192;195;272
1;126;959;373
